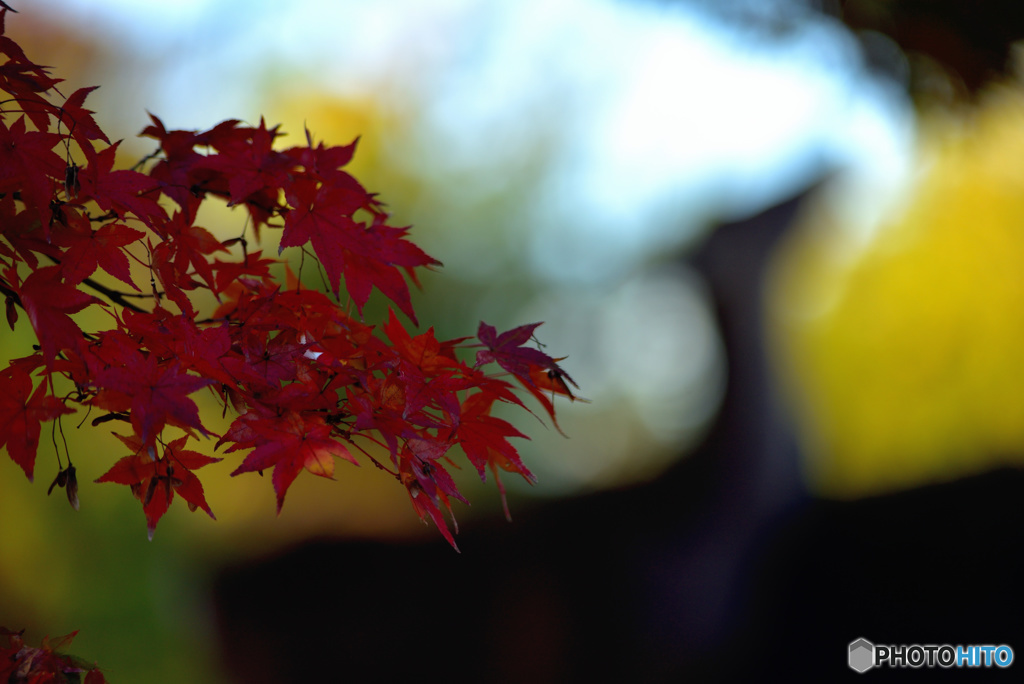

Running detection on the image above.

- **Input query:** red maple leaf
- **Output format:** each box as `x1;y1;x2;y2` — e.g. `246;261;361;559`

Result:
395;440;466;551
475;322;552;377
139;113;228;212
51;210;145;288
199;117;290;205
475;321;577;430
381;309;473;419
17;265;100;365
228;411;358;513
58;85;111;147
0;13;581;549
0;626;108;684
93;355;215;450
402;468;460;551
97;433;219;539
455;391;534;521
284;128;357;179
211;250;278;293
78;141;165;228
0;194;61;268
384;309;458;373
281;177;439;321
149;211;230;313
0;362;75;481
0;115;63;228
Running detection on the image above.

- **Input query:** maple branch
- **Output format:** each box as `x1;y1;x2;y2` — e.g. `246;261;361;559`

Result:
0;98;54;112
37;254;149;313
130;147;162;172
90;412;130;427
79;275;149;313
347;436;398;477
87;210;119;223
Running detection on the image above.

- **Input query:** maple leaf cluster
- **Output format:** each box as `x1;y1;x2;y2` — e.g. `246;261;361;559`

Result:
0;7;580;547
0;626;107;683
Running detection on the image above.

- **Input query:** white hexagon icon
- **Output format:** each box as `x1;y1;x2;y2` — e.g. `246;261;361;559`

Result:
849;638;875;673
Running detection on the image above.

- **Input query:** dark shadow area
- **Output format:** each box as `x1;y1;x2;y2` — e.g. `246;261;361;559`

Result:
743;466;1024;681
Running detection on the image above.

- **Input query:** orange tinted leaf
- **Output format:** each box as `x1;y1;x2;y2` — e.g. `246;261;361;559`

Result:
229;412;357;513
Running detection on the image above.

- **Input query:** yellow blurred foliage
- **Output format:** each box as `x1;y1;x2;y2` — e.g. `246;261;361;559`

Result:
771;80;1024;498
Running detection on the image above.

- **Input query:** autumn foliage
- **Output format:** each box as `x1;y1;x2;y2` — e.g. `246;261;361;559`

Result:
1;627;107;683
0;3;579;556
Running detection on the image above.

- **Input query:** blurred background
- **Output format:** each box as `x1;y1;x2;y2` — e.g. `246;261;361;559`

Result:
4;0;1024;680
